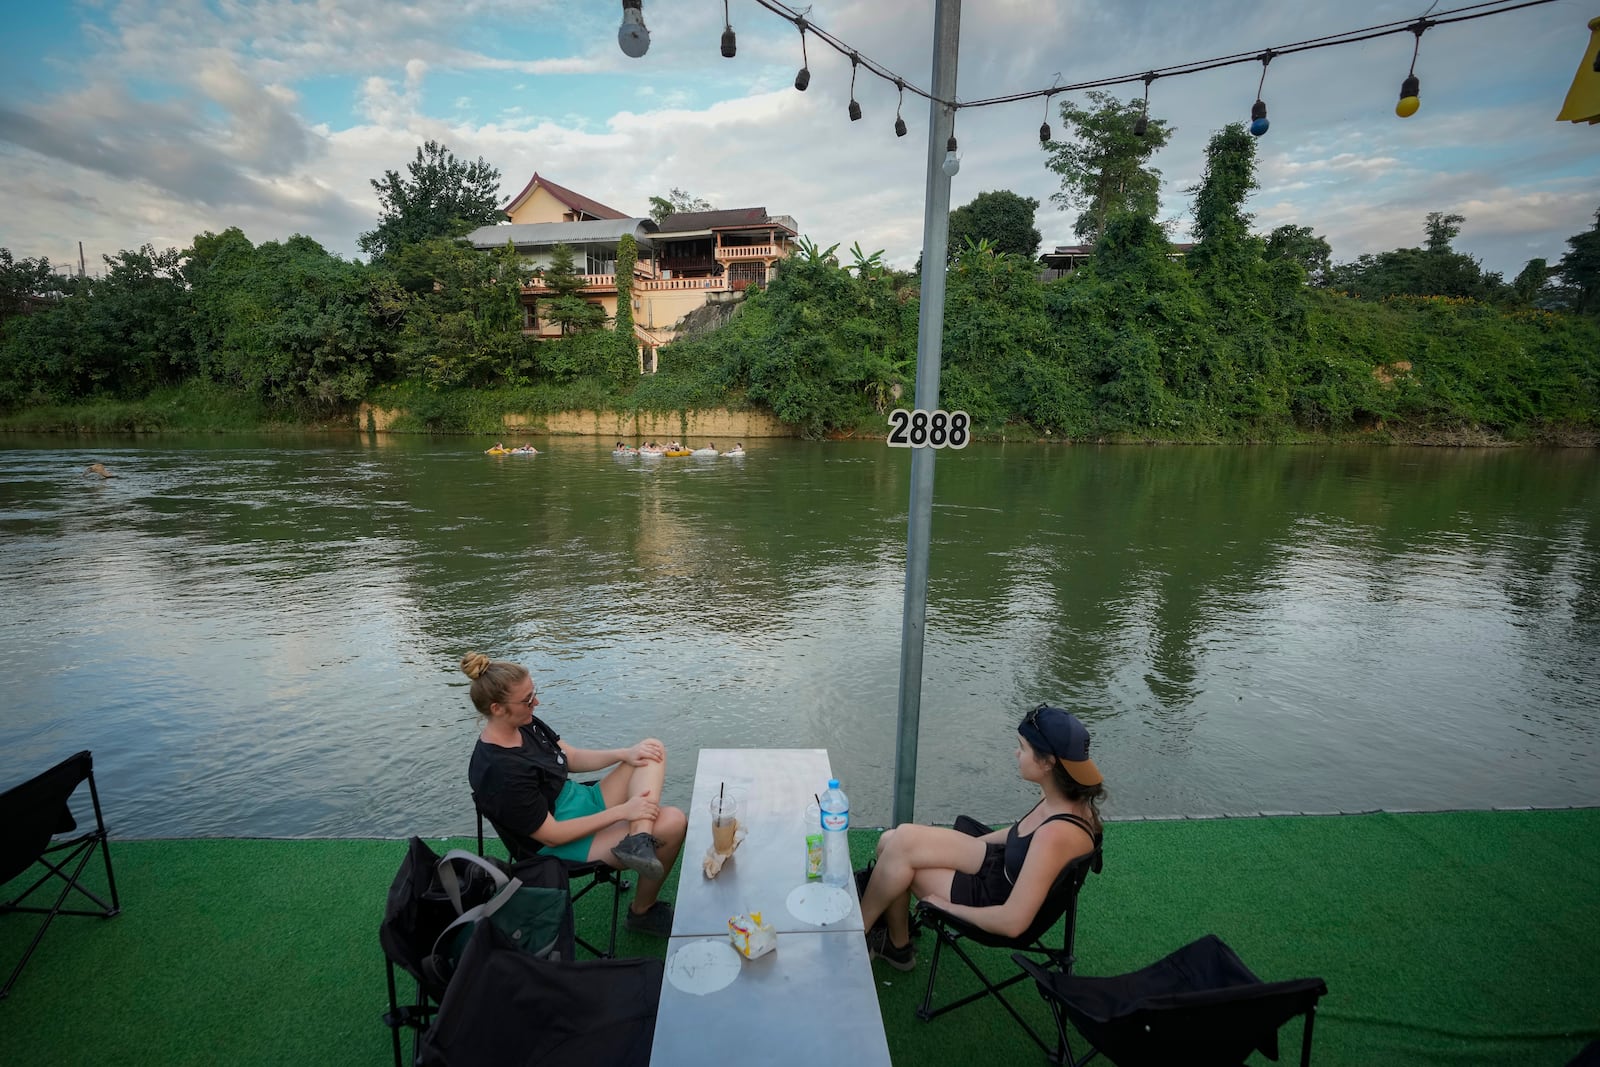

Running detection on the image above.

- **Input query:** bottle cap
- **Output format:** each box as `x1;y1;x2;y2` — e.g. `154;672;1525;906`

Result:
827;779;839;789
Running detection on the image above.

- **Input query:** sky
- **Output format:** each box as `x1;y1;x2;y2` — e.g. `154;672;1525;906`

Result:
0;0;1595;280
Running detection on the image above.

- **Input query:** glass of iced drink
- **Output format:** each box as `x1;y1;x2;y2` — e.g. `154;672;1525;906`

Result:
709;796;740;853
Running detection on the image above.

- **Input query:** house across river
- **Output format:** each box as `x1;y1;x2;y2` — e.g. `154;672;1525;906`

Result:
465;173;799;373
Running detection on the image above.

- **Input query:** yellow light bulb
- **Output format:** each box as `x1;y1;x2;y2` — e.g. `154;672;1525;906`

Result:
1396;96;1420;118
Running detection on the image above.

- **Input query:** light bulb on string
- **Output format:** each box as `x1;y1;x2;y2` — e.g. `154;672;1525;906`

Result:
1396;20;1430;118
893;80;907;137
942;135;960;177
618;0;649;58
1249;51;1274;136
720;0;736;58
848;53;862;121
793;19;810;91
1134;74;1155;137
1039;75;1061;144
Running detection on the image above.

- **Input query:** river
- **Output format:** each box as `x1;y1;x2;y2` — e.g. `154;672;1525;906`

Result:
1;435;1596;837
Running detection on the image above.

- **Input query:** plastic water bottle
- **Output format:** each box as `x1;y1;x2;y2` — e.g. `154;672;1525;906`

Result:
819;779;850;888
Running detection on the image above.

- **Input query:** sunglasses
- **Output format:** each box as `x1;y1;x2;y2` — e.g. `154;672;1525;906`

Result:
506;689;537;709
1024;704;1055;756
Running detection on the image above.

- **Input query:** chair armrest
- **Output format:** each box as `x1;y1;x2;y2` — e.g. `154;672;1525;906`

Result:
953;815;993;837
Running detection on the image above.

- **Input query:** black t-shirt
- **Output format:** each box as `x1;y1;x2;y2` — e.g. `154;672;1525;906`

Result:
468;717;570;841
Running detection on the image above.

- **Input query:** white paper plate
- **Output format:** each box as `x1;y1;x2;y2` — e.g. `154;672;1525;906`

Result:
665;938;742;996
785;882;854;927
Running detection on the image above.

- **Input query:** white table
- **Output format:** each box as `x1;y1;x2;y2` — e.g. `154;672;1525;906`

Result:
669;748;864;936
649;749;890;1067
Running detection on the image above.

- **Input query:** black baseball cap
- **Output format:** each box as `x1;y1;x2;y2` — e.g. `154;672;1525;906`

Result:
1018;704;1103;786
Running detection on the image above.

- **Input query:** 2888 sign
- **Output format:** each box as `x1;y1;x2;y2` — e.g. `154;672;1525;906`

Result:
886;408;971;449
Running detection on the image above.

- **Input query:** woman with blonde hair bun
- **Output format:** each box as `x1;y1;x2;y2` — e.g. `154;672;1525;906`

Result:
461;652;686;937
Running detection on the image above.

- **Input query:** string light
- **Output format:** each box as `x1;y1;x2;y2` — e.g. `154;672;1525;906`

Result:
942;111;960;177
716;0;1557;148
848;53;862;120
1134;74;1155;136
1249;51;1273;136
721;0;736;58
1039;74;1061;143
793;18;811;91
1396;19;1431;117
617;0;649;59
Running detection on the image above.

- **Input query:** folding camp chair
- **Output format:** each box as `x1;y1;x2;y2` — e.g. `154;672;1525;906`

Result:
475;804;629;959
417;919;663;1066
379;837;575;1067
1014;934;1329;1066
1;750;121;1000
914;814;1102;1057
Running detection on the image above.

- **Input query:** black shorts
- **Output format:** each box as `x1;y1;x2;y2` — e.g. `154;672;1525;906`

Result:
949;841;1013;908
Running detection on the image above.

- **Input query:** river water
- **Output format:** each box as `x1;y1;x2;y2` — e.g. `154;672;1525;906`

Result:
1;435;1596;838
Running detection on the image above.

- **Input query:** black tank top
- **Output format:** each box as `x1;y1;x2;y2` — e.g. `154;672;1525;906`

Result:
1002;802;1097;885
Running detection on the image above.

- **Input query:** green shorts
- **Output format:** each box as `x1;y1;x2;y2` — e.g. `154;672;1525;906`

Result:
539;780;609;862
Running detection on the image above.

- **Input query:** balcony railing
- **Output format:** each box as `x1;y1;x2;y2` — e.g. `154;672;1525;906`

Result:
716;243;778;260
522;275;733;296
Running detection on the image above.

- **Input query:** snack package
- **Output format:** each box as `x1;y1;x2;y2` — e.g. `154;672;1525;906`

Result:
805;831;824;880
727;911;777;959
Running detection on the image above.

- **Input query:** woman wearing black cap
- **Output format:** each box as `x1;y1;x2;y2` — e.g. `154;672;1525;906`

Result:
859;704;1104;971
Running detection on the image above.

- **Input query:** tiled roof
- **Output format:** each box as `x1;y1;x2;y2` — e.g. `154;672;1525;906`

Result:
655;208;794;233
501;173;629;221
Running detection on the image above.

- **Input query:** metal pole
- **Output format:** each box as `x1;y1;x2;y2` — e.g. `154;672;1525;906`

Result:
892;0;960;828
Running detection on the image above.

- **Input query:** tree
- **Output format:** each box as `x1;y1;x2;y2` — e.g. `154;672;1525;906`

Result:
1552;207;1600;314
537;244;607;336
0;249;69;324
612;233;641;379
358;140;503;261
647;188;714;224
1042;90;1174;243
1424;212;1466;254
1264;224;1332;283
1510;258;1550;307
947;190;1042;261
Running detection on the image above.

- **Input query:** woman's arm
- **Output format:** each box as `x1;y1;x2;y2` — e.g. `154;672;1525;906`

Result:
558;737;664;774
920;821;1092;939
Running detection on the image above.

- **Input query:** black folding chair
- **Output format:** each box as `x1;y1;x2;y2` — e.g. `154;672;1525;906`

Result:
915;815;1102;1057
475;804;629;959
1015;934;1328;1066
417;919;663;1066
379;837;458;1067
1;750;121;1000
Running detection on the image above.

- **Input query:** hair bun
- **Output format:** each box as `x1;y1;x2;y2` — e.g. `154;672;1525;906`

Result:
460;652;491;680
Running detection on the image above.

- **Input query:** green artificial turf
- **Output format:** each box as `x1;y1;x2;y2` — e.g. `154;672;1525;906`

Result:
2;811;1596;1065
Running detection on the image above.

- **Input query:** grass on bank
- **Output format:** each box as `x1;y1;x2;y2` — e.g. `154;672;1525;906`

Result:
2;809;1597;1066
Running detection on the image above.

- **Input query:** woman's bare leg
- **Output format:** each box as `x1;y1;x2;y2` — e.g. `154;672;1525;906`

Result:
598;756;666;837
588;805;687;910
862;824;986;942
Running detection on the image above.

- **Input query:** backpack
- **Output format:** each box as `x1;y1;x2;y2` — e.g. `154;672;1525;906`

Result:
422;849;575;988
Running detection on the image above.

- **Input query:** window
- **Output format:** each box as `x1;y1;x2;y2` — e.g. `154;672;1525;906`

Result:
585;245;618;276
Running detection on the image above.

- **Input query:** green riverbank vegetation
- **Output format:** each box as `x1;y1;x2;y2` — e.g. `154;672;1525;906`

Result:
2;120;1596;443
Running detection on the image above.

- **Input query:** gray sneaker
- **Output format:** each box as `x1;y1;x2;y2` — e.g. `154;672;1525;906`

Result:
625;900;675;937
611;832;665;881
866;927;917;972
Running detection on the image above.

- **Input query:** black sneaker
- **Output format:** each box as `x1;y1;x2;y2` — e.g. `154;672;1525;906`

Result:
625;900;674;937
866;927;917;972
611;832;664;881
